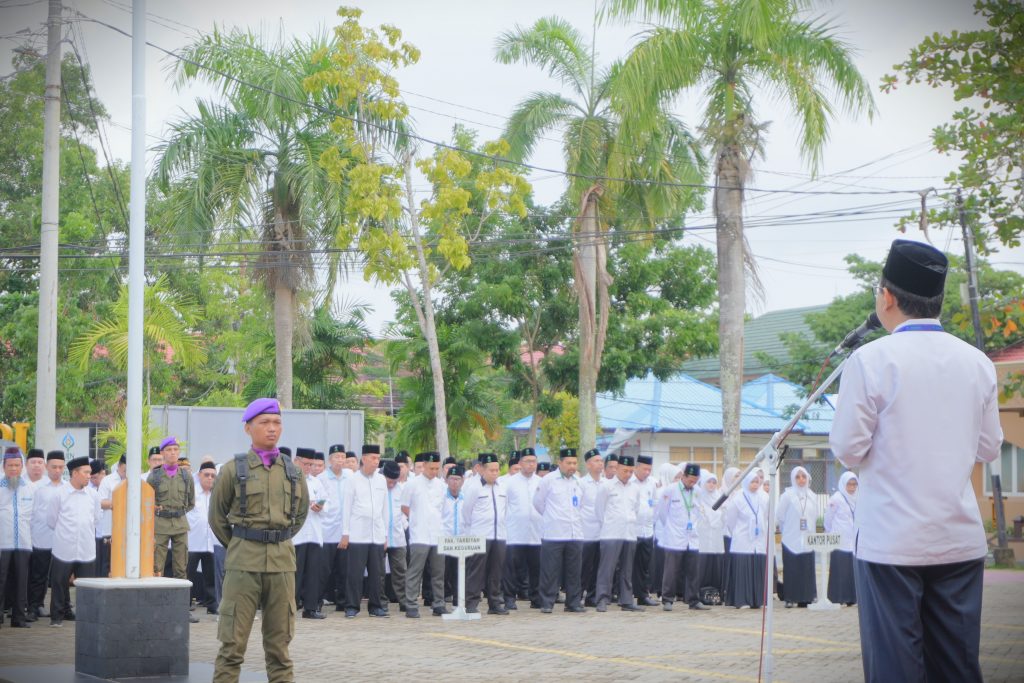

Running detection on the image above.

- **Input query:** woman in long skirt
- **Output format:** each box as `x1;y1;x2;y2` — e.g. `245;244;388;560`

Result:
724;471;768;608
777;466;819;607
824;471;858;605
697;471;726;598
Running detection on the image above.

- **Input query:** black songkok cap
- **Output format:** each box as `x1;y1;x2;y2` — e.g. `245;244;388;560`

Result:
295;447;316;460
345;451;357;459
199;461;217;472
684;463;701;477
415;452;430;464
279;447;292;457
882;239;948;297
118;454;127;465
583;448;601;461
637;455;653;466
148;446;161;457
328;444;346;455
520;447;536;457
443;456;457;466
619;455;636;467
426;452;441;463
508;452;521;466
89;459;105;475
26;448;44;461
362;444;381;455
605;454;619;464
537;461;552;472
448;464;465;478
478;453;499;465
312;451;325;462
47;450;65;462
67;456;90;472
395;451;410;464
558;447;577;459
382;460;400;479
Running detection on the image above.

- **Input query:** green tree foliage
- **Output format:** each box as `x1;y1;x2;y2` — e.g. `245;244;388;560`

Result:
539;391;586;455
882;0;1023;249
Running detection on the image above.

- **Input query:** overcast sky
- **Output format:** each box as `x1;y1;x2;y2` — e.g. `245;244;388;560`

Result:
2;0;1019;335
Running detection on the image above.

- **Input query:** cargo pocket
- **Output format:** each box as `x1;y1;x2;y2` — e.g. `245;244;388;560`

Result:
217;601;236;645
286;601;295;644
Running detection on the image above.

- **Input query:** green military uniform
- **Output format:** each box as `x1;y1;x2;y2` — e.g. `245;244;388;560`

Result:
148;466;195;579
209;450;309;683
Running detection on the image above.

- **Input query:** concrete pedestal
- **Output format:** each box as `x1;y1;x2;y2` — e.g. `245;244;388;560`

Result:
74;577;192;680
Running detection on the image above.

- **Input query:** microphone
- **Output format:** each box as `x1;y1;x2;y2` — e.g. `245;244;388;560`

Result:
831;313;881;356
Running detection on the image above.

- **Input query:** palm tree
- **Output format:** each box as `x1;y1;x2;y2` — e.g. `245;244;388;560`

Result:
153;28;346;408
495;16;703;452
605;0;876;467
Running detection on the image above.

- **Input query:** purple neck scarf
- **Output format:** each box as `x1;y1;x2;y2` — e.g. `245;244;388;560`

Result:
253;447;279;468
163;464;179;478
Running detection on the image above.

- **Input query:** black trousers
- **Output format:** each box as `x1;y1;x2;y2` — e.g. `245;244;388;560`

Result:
652;543;665;595
444;555;458;605
855;558;984;683
580;541;600;603
633;536;654;598
539;540;582;610
596;540;636;607
503;544;541;606
94;537;111;580
466;539;506;611
294;543;322;611
28;547;51;610
345;543;384;612
0;549;31;624
187;551;216;607
322;544;347;605
662;549;700;606
49;557;94;621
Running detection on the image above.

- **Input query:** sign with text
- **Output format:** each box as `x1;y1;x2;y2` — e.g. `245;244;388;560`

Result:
805;533;843;551
438;536;486;557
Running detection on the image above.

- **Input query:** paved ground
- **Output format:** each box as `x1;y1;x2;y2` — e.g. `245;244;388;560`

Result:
1;569;1022;683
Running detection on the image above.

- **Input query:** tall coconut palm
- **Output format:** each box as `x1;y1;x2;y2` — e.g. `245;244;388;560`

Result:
495;16;704;452
153;28;346;408
605;0;876;467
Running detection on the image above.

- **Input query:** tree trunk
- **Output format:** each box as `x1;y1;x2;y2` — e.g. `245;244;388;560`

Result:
273;281;294;409
576;189;601;453
403;159;451;458
714;145;747;469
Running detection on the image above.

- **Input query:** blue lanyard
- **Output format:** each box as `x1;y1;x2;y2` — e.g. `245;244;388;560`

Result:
448;492;462;534
894;323;943;333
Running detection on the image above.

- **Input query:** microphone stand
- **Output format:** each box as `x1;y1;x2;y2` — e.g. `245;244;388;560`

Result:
711;356;851;683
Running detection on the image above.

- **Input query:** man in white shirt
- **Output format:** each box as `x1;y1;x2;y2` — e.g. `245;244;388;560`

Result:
578;448;604;607
1;447;34;628
27;450;65;620
186;461;218;614
593;454;643;612
461;453;508;615
341;445;388;618
657;463;707;611
534;447;585;614
632;455;659;606
292;449;328;619
318;444;349;610
440;464;465;606
21;449;45;487
380;460;407;610
831;239;1003;683
503;447;542;610
401;452;446;618
46;456;98;627
95;456;125;580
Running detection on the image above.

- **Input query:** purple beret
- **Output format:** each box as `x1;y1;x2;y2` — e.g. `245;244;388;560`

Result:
242;398;281;423
159;436;179;451
3;446;22;461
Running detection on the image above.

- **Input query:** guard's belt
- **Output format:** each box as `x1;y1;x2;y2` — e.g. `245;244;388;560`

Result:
155;509;187;518
231;525;295;543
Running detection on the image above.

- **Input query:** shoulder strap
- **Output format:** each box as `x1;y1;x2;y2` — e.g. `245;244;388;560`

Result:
281;457;298;528
234;453;250;518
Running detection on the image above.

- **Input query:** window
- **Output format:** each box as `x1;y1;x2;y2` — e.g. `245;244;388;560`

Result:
984;442;1022;495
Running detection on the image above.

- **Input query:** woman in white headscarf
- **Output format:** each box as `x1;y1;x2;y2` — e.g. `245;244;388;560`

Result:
825;471;858;605
697;470;726;599
723;471;768;608
776;465;819;607
651;462;681;597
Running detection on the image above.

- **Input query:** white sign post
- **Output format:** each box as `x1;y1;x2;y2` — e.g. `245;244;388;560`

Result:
438;535;486;621
804;533;843;611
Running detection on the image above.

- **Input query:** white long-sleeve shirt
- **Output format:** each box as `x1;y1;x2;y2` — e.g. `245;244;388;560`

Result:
461;479;507;541
594;477;641;541
724;490;768;555
632;474;657;538
187;488;216;553
318;467;350;544
697;496;726;554
385;483;406;547
342;470;388;545
825;491;856;552
293;474;327;546
505;472;542;545
777;487;819;554
30;479;64;550
655;482;703;551
0;478;34;550
533;472;583;542
402;475;445;546
442;489;464;536
48;483;99;563
96;472;122;538
579;473;604;542
830;319;1003;565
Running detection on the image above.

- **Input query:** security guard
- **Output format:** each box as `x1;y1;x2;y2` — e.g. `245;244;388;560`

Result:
149;436;195;581
210;398;309;683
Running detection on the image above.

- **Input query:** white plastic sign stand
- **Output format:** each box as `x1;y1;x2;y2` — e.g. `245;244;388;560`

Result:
804;533;842;611
438;535;487;620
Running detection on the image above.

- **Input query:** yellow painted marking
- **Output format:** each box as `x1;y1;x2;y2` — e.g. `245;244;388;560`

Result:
637;647;857;660
984;623;1024;632
694;624;849;646
428;632;763;682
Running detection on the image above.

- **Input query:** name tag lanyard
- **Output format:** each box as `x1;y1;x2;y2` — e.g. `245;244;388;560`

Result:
743;492;760;537
894;323;943;333
799;493;810;532
679;483;695;530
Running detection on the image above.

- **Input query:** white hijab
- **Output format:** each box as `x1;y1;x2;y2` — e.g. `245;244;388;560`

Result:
837;471;857;509
740;471;763;538
657;462;680;487
789;465;813;499
698;470;719;505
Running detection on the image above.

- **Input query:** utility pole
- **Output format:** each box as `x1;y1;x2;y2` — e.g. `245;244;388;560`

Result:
957;189;985;351
124;0;147;579
34;0;63;453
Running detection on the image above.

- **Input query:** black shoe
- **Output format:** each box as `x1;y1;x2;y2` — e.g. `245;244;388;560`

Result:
689;603;710;611
620;604;644;612
505;601;517;611
466;606;479;614
302;610;326;619
344;609;358;618
432;606;449;616
207;607;219;615
487;607;509;615
540;607;553;614
564;605;586;613
639;596;659;607
49;620;63;628
406;609;420;619
584;599;597;608
399;604;406;612
10;621;30;628
336;604;346;612
64;610;75;621
595;602;608;613
369;608;389;617
24;612;37;622
529;602;543;609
